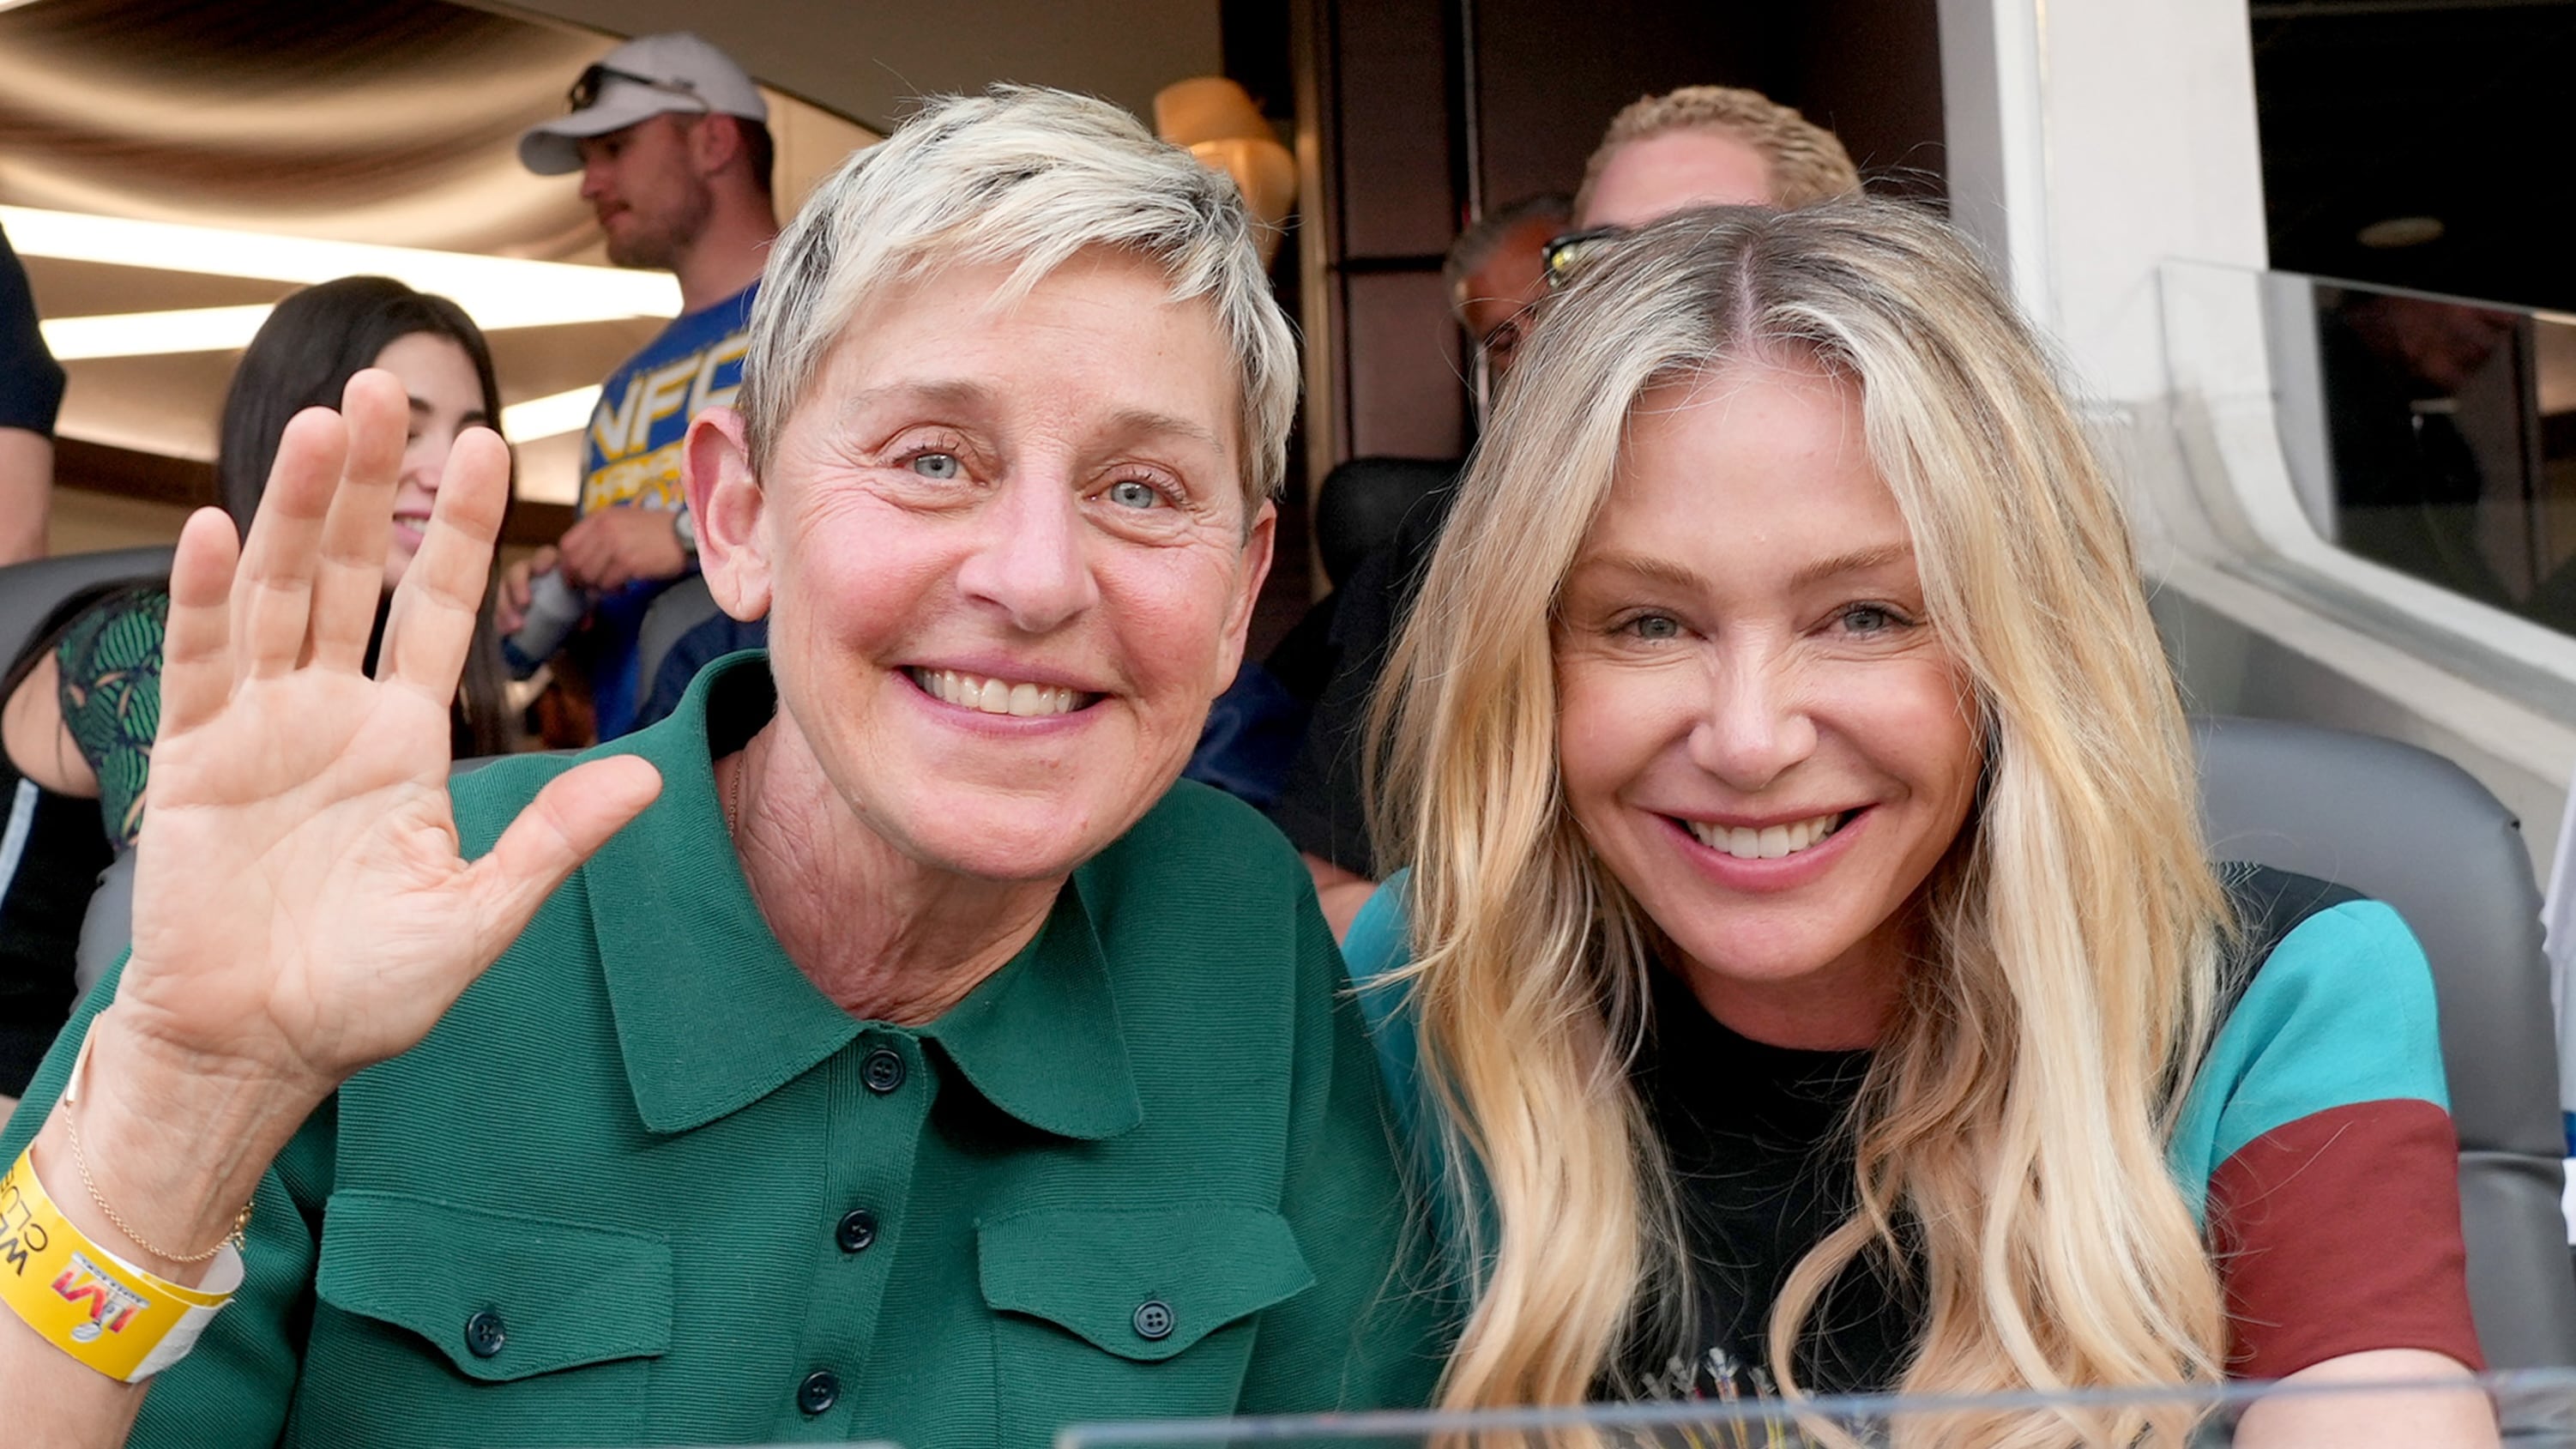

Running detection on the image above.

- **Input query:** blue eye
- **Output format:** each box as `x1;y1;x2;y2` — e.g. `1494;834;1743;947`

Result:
1106;480;1162;510
1626;613;1681;641
1839;604;1901;635
909;452;961;480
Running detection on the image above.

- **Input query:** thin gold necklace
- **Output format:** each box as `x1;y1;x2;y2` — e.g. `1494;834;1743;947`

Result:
726;748;746;840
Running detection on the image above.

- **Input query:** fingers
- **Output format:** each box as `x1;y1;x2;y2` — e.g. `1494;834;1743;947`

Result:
229;405;349;682
554;516;605;589
376;427;511;705
558;511;682;593
305;371;407;672
500;560;534;608
158;507;245;740
462;757;662;961
495;548;556;633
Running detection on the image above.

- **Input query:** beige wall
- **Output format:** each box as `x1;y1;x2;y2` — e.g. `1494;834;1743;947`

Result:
478;0;1223;135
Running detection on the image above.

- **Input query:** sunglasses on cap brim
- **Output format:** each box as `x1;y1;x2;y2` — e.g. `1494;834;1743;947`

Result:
567;63;710;115
1541;226;1626;290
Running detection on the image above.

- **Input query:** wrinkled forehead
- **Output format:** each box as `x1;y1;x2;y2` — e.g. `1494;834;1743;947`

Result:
781;252;1254;492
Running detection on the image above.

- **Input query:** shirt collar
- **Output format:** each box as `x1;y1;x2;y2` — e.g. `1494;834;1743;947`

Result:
585;652;1140;1141
915;879;1143;1141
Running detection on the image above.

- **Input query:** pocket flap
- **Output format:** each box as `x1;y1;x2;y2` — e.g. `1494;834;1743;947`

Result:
316;1190;673;1382
977;1204;1314;1361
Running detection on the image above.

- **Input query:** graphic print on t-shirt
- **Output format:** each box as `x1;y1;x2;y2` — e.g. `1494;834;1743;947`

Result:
573;282;759;740
581;286;757;516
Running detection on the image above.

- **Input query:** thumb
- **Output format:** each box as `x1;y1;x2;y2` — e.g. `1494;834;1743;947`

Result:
462;757;664;959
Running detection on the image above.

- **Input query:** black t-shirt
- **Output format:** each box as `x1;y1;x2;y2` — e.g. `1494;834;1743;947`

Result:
1627;866;2354;1402
1629;965;1923;1401
0;755;113;1095
0;222;66;437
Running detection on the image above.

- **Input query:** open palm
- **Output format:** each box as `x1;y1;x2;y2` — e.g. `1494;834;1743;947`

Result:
111;371;661;1096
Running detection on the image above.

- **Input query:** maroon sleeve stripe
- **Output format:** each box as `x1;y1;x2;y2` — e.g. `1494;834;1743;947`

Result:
2206;1097;2484;1379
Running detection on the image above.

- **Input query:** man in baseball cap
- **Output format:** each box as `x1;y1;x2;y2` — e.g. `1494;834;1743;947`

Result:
504;33;781;740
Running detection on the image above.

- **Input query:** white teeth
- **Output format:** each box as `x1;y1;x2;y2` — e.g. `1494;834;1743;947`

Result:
1687;812;1846;860
912;668;1083;718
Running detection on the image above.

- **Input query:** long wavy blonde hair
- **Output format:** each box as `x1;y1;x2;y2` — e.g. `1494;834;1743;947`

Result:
1372;200;2232;1443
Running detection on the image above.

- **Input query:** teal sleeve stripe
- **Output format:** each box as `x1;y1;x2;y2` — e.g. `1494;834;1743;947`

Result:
1342;871;1422;1150
1344;870;1412;984
2169;899;2449;1221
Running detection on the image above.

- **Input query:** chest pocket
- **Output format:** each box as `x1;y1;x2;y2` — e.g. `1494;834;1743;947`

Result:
979;1204;1313;1438
294;1191;673;1447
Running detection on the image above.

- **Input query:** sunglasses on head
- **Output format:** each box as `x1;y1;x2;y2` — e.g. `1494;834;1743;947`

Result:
567;63;709;115
1541;226;1626;290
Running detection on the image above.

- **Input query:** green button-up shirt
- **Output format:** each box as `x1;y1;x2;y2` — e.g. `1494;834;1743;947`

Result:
2;655;1445;1446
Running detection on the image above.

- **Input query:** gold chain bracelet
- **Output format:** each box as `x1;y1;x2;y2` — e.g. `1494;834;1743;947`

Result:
51;1018;256;1267
57;1103;253;1266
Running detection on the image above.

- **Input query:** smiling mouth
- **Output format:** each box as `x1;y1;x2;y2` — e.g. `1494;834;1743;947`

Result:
1680;809;1858;860
906;667;1097;718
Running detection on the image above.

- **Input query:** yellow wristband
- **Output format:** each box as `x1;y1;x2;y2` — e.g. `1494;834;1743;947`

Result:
0;1144;242;1382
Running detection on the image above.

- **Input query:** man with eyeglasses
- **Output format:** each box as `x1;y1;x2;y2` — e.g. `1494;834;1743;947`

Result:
501;33;781;740
1278;88;1861;939
1541;85;1861;293
1445;193;1570;408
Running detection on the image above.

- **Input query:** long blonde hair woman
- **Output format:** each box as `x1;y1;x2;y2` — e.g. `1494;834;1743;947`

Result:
1353;199;2487;1445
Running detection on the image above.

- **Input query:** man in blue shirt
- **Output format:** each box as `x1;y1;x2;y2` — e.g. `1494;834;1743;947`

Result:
503;32;780;739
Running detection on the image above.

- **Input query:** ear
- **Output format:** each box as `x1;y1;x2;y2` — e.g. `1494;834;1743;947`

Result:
684;406;770;622
1211;498;1277;688
688;112;745;181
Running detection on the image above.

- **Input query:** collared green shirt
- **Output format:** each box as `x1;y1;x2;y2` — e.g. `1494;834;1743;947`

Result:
2;654;1444;1446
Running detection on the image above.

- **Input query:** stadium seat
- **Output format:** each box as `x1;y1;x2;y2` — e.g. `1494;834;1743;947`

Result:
1313;456;1455;589
2195;714;2576;1367
632;572;721;706
0;547;177;997
0;545;172;668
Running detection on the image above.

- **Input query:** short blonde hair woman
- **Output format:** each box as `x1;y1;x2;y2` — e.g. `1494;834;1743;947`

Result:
0;88;1438;1448
1351;200;2489;1446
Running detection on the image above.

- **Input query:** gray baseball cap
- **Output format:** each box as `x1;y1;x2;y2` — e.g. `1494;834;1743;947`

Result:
520;32;769;176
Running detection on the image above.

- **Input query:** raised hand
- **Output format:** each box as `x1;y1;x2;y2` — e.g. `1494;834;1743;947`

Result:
556;504;689;592
495;543;559;635
110;371;661;1099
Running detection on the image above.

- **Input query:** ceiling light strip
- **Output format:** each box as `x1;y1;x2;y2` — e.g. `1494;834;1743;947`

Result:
3;205;679;330
40;305;276;361
500;386;601;443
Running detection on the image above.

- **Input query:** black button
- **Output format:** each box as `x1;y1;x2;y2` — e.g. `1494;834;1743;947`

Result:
836;1208;878;1253
797;1369;841;1415
462;1308;507;1359
1132;1299;1175;1341
861;1048;906;1094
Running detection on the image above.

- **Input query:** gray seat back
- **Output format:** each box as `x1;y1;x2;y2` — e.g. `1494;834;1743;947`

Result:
632;574;721;706
2;549;175;999
0;546;173;666
74;751;534;993
2194;714;2576;1367
73;847;133;995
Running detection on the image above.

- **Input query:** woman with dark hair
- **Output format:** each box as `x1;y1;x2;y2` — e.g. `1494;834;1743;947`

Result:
0;277;516;1114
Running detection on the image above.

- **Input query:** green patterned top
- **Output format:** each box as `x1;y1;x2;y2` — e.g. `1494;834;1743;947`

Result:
53;588;167;848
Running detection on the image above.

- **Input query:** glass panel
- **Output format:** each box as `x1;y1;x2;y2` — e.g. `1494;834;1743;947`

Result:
2309;281;2573;628
1062;1370;2576;1449
2161;257;2576;644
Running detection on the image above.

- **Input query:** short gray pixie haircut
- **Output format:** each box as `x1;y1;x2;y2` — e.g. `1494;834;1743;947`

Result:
739;85;1299;510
